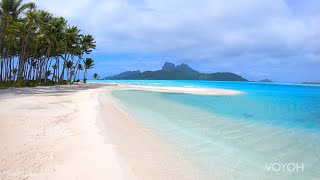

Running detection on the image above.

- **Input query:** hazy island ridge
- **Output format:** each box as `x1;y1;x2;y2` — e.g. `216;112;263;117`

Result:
104;62;249;81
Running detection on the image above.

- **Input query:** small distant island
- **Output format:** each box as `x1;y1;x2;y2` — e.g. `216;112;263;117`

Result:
258;79;273;83
104;62;248;81
302;82;320;85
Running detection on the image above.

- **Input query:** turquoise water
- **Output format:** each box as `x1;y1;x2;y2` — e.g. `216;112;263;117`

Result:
103;80;320;179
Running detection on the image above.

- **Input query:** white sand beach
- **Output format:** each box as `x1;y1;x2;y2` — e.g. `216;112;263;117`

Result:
0;83;239;179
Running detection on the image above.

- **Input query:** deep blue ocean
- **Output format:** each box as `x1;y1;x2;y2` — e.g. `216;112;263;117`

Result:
98;80;320;179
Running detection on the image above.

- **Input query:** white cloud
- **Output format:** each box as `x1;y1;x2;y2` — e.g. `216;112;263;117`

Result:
28;0;320;64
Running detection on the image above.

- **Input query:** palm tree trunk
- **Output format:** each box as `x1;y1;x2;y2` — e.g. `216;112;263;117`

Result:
59;54;68;82
60;60;66;82
0;58;3;82
27;61;32;80
18;24;33;80
84;69;87;83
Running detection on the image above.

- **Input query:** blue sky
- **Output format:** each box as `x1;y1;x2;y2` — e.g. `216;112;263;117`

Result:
29;0;320;82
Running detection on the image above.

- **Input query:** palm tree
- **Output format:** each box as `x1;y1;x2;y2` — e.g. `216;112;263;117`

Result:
81;34;96;54
52;64;58;82
59;25;81;82
70;70;75;82
45;70;52;80
0;0;96;87
65;60;73;81
0;0;36;47
93;73;99;82
73;34;96;82
83;58;94;83
76;63;83;81
0;0;36;19
0;0;36;80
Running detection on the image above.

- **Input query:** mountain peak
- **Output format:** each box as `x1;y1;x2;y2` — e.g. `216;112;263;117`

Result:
175;63;195;72
162;62;198;73
162;62;175;71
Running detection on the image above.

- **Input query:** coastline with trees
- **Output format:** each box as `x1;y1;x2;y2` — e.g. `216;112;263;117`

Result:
0;0;96;88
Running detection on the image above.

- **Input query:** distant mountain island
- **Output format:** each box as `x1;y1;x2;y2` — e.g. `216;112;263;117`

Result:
104;62;248;81
258;79;273;83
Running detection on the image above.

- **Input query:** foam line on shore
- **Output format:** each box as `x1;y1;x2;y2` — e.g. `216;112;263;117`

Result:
111;83;242;95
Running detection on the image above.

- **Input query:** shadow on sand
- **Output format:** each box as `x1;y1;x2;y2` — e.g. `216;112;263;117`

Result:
0;83;111;99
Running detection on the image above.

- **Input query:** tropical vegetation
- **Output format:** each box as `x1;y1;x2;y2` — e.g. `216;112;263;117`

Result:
92;73;99;82
0;0;96;88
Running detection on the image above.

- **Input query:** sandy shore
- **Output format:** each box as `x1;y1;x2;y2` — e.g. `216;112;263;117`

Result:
0;84;131;180
0;83;238;179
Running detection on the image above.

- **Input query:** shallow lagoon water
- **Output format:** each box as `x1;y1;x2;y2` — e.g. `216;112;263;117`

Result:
106;80;320;179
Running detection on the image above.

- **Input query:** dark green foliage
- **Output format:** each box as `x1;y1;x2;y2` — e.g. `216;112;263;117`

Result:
110;71;141;79
92;73;99;81
0;0;96;87
0;79;71;89
198;72;248;81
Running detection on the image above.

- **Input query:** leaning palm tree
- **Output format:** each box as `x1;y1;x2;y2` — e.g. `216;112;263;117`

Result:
83;58;94;83
73;34;96;82
92;73;99;82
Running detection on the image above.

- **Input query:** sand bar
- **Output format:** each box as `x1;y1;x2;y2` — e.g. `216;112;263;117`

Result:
118;84;242;95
